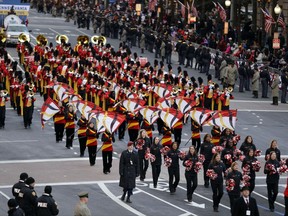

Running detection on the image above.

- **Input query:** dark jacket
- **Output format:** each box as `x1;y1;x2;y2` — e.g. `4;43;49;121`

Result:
150;143;162;166
264;159;280;184
36;193;59;216
242;156;257;180
183;153;198;175
208;161;226;183
136;137;151;158
119;150;139;189
200;141;214;165
226;170;242;195
265;147;281;161
12;180;26;204
232;196;259;216
8;207;25;216
167;149;181;168
221;146;235;168
19;185;37;216
239;142;256;156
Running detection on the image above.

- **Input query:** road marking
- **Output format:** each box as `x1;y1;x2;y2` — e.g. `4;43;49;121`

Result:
48;28;61;35
0;157;118;164
0;191;10;199
255;184;286;187
242;128;249;130
253;191;285;208
185;199;205;209
258;155;288;158
98;182;146;216
255;176;287;180
232;100;278;103
76;29;92;37
177;185;231;210
136;188;198;216
0;140;39;143
116;190;142;198
238;109;288;112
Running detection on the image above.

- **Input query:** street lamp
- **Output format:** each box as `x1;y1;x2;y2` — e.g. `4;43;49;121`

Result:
274;4;281;15
225;0;231;7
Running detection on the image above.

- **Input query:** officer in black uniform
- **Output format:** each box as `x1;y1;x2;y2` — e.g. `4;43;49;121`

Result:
7;198;25;216
36;186;59;216
12;172;29;204
19;177;38;216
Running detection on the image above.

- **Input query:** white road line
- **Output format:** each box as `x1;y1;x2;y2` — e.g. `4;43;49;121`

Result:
48;28;61;35
76;29;92;37
0;191;10;200
98;182;146;216
0;140;39;143
136;188;198;216
0;157;117;164
232;100;277;103
0;179;156;189
255;176;287;180
253;191;285;208
258;155;288;158
237;109;288;112
116;190;142;198
255;184;286;187
178;213;193;216
177;185;231;210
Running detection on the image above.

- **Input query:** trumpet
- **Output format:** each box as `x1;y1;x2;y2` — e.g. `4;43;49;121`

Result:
27;92;35;98
29;84;35;91
0;90;8;97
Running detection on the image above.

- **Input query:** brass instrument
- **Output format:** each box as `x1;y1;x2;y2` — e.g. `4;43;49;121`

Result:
172;86;180;95
188;86;194;92
97;36;107;46
27;92;35;98
18;33;30;43
77;35;89;45
36;34;48;46
227;86;233;93
29;83;35;91
55;34;69;44
0;33;7;43
0;90;8;97
91;35;99;45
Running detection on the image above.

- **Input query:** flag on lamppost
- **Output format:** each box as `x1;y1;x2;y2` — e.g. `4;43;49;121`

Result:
191;0;198;18
212;2;226;22
277;12;286;32
260;8;275;33
177;0;186;19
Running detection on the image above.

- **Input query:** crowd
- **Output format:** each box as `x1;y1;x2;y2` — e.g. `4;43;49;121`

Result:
1;1;288;216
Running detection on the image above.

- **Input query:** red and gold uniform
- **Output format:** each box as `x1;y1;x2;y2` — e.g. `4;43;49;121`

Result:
101;131;115;174
0;91;9;128
211;126;221;146
127;113;140;142
54;106;66;142
191;119;202;152
173;119;183;147
86;125;98;166
162;124;172;147
77;117;88;157
65;109;76;148
22;91;36;128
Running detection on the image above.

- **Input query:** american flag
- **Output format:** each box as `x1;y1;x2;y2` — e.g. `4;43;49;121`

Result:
191;0;198;18
261;8;275;33
277;12;286;32
177;0;186;18
213;2;226;22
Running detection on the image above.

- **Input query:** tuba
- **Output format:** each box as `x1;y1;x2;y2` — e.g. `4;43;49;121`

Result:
0;33;7;43
97;36;107;46
36;34;48;46
77;35;89;45
55;34;69;44
29;83;35;91
18;33;30;43
227;86;233;93
0;90;8;97
91;35;99;45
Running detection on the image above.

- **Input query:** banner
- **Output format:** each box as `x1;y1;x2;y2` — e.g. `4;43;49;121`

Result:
0;5;30;16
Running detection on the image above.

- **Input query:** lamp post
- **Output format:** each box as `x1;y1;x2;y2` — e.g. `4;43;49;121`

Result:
224;0;231;36
273;4;281;44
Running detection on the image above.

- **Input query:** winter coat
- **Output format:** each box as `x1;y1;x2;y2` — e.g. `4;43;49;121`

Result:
119;150;139;189
160;41;165;57
140;34;145;49
252;70;260;91
224;65;238;86
271;74;280;97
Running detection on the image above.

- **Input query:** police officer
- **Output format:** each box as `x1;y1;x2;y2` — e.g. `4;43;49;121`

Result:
36;186;59;216
19;177;37;216
7;198;25;216
12;172;28;204
74;192;91;216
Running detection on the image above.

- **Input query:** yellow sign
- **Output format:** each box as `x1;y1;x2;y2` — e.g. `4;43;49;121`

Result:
0;10;29;15
224;22;229;35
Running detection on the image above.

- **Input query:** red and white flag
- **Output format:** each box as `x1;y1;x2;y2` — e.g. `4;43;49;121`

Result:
203;109;237;131
152;83;172;98
40;97;60;128
261;8;275;33
277;12;286;32
213;1;226;22
138;106;160;125
122;98;146;113
190;107;213;125
158;108;184;129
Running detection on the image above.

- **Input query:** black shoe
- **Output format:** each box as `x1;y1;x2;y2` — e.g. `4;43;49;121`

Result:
104;171;108;174
213;207;219;212
270;208;274;212
121;194;126;201
126;197;132;203
140;178;144;181
90;163;95;166
204;183;209;188
153;184;157;188
188;198;192;202
80;154;84;157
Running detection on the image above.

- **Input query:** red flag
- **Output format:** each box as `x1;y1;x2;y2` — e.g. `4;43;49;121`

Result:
203;109;237;131
213;1;226;22
159;108;184;128
190;107;213;125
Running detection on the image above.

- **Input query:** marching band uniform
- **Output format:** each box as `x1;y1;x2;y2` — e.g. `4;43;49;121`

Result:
127;112;140;142
65;105;77;149
77;115;88;156
162;124;172;148
173;118;183;147
101;131;115;174
191;119;202;153
0;90;8;129
23;91;36;129
86;122;98;166
54;102;66;143
211;126;221;145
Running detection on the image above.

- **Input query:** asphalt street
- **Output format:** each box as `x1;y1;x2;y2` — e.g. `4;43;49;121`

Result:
0;9;287;216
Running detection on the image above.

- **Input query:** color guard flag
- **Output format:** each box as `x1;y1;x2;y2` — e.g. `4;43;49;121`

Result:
203;109;237;131
152;83;172;98
138;106;160;125
174;97;196;114
158;108;184;129
190;107;213;125
122;98;146;113
40;97;60;128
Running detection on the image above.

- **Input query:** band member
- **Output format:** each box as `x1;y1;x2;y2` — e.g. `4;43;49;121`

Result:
264;151;280;212
200;134;214;188
54;101;66;143
23;90;36;129
150;137;162;188
173;118;183;147
86;121;98;166
135;129;151;181
242;149;258;194
162;123;172;148
127;112;140;142
77;115;88;156
101;130;115;174
211;126;221;145
167;142;182;194
119;141;139;203
226;162;242;213
65;104;77;149
183;146;199;202
191;119;202;153
208;153;226;212
0;89;9;129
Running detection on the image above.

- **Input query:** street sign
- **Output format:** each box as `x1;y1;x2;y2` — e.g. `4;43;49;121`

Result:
273;38;280;49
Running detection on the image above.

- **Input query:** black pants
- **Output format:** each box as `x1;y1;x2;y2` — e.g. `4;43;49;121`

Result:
228;193;240;213
211;180;224;208
128;129;138;142
203;162;210;186
78;136;87;156
281;84;287;103
65;128;75;148
151;164;161;186
261;79;268;97
204;98;212;110
88;145;97;166
185;172;198;200
285;196;288;216
192;138;201;153
102;151;112;173
16;96;21;115
0;106;5;128
23;107;33;127
139;156;148;180
118;121;126;139
168;166;180;193
267;182;278;209
249;178;255;194
239;75;244;92
55;123;65;142
173;128;182;147
157;118;164;134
